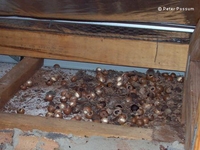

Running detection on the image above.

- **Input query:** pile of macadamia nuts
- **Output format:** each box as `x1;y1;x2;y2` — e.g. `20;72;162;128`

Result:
18;65;184;128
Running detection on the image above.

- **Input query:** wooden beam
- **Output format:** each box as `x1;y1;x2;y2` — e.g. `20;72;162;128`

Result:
182;20;200;150
0;57;43;109
0;112;182;143
0;28;188;71
194;98;200;150
0;112;185;142
182;61;200;150
0;113;152;141
189;20;200;61
0;0;200;25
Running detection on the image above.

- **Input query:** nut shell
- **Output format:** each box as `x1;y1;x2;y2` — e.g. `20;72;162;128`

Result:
148;114;154;121
60;96;67;103
45;112;54;117
54;112;63;118
53;64;60;68
143;117;150;124
113;108;122;117
61;80;67;86
46;80;53;86
25;80;33;87
83;106;92;114
50;75;59;82
136;119;144;126
177;76;184;83
45;94;54;102
117;114;127;125
69;96;77;107
20;84;27;90
99;110;109;118
71;115;82;121
101;118;109;124
71;76;77;82
85;110;94;119
47;105;55;113
131;104;139;112
131;117;137;124
63;106;72;115
17;108;25;114
58;103;67;110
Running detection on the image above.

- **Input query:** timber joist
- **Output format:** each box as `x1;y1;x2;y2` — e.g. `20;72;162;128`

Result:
0;23;188;71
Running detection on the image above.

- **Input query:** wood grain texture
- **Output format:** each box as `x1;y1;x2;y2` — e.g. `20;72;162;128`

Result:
0;57;43;109
189;20;200;61
183;61;200;150
153;125;184;143
194;98;200;150
0;28;188;71
181;56;190;124
0;113;153;141
0;0;199;25
182;20;200;150
0;112;185;143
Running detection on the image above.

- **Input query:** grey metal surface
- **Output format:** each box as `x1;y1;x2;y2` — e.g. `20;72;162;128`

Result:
0;16;195;33
0;17;193;44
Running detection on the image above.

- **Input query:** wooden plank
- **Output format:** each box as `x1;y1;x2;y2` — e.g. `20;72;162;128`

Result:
189;20;200;61
194;98;200;150
0;112;184;143
0;112;153;141
181;56;190;124
182;20;200;150
182;61;200;150
0;0;199;25
0;57;43;109
153;125;184;143
0;28;188;71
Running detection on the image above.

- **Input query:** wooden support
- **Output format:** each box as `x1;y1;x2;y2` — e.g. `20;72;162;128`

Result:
189;20;200;61
182;22;199;123
0;112;183;143
0;0;200;25
182;19;200;150
194;98;200;150
0;28;188;71
0;57;43;109
183;61;200;150
182;19;200;149
0;113;152;141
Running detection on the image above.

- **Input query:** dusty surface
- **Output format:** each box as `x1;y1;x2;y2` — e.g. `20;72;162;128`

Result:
0;63;14;78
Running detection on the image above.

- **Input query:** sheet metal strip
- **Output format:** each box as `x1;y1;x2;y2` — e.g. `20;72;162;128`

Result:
0;16;195;33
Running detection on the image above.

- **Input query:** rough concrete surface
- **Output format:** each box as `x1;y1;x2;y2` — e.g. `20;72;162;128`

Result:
0;128;184;150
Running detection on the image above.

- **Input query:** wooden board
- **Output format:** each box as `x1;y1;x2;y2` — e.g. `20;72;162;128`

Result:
0;112;183;143
189;20;200;61
182;19;200;150
0;57;43;109
0;28;188;71
182;20;200;124
0;113;152;141
183;62;200;150
194;98;200;150
0;0;199;25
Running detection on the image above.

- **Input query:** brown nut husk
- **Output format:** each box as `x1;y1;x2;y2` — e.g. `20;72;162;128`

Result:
17;108;25;114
